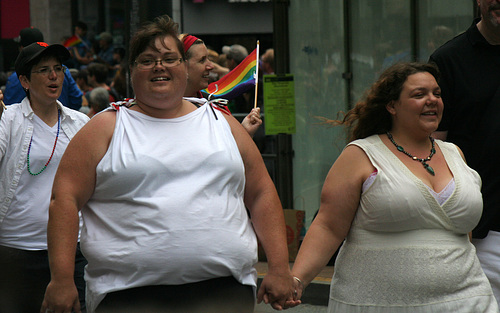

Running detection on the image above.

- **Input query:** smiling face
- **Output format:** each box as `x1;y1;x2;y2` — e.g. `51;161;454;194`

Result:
386;71;443;136
185;43;214;96
130;35;187;110
20;56;64;106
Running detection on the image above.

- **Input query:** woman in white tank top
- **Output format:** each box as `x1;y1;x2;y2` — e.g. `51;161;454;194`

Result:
41;15;297;313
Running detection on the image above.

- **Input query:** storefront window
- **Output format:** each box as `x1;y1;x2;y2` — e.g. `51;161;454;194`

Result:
289;1;346;226
418;0;473;62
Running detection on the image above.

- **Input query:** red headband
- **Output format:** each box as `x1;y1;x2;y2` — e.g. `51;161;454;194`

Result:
182;35;199;53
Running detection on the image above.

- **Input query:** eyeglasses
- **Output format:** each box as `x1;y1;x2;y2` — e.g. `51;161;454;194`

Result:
135;57;183;70
31;65;66;76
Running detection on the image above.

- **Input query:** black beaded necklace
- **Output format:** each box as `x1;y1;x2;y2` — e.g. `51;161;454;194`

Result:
386;132;436;176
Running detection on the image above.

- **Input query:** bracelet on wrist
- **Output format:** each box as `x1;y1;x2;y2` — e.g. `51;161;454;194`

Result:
293;276;304;289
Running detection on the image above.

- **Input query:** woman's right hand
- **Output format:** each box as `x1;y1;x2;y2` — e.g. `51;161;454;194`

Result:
40;280;81;313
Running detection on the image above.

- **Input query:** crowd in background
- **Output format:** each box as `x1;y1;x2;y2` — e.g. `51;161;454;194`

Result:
0;21;274;119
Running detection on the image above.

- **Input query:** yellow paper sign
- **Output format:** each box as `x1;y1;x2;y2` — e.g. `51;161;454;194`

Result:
263;74;295;135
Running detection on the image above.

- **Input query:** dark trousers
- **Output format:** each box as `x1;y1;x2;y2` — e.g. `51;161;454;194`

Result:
0;243;87;313
97;276;255;313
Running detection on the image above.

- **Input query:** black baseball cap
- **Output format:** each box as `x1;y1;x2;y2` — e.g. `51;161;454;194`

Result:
15;42;70;77
15;27;44;47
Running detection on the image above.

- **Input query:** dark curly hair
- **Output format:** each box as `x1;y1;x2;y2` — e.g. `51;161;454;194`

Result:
326;62;440;142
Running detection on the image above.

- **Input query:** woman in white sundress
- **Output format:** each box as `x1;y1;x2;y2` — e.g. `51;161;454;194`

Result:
290;62;499;313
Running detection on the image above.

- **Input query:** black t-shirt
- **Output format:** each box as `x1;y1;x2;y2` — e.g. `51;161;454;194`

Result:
429;19;500;238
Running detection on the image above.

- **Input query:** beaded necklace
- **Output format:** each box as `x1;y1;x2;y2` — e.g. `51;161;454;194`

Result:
386;132;436;176
27;109;61;176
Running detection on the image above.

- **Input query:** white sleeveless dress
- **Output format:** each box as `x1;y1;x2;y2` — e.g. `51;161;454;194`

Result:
327;135;499;313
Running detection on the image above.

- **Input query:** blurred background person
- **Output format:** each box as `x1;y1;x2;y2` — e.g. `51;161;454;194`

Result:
93;32;115;76
223;44;248;71
86;62;120;102
65;21;93;70
260;48;275;75
181;34;261;137
206;48;225;82
86;86;110;117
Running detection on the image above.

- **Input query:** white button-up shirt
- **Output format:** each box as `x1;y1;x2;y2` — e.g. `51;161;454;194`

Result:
0;98;89;223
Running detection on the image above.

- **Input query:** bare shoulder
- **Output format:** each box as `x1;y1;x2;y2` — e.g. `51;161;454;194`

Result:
68;110;116;160
436;139;467;162
221;110;242;129
330;143;375;184
80;110;116;137
340;144;373;169
221;111;251;144
450;142;466;162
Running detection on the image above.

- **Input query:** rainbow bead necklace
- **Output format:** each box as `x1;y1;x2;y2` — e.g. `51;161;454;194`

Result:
26;109;61;176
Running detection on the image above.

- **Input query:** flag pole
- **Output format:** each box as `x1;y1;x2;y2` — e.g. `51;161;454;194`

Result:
253;40;260;109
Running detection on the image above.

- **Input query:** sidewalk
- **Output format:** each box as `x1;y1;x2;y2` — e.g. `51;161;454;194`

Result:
255;262;333;306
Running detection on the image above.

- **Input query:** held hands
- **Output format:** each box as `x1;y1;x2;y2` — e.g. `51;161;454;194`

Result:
40;280;81;313
241;107;262;138
257;270;301;310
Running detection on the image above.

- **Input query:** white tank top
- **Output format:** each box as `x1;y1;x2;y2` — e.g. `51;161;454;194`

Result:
81;100;257;312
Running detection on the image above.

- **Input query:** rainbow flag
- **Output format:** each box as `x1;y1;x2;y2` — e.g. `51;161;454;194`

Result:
63;35;82;48
202;48;257;100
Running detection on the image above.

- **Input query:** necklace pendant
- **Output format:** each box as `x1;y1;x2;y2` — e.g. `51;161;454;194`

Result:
423;163;435;176
387;132;436;176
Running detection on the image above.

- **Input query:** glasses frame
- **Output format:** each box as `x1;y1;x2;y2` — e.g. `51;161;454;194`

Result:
31;65;67;76
134;57;184;70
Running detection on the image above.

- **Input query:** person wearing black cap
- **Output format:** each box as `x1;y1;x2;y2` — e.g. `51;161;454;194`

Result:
4;27;84;111
17;27;44;47
0;42;89;312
